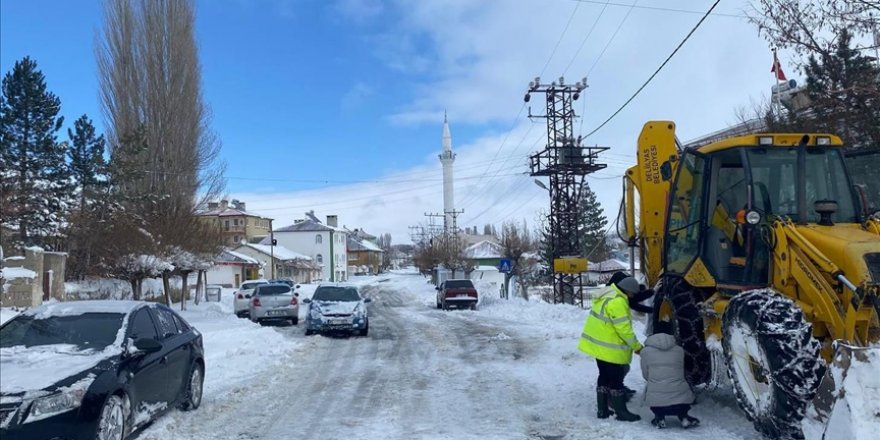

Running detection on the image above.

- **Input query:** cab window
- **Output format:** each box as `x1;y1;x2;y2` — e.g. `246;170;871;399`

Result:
666;152;707;274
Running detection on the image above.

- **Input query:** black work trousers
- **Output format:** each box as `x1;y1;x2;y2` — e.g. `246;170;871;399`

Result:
596;359;627;391
650;404;692;418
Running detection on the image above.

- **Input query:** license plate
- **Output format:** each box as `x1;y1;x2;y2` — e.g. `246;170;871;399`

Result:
330;318;349;325
268;310;286;316
456;295;471;299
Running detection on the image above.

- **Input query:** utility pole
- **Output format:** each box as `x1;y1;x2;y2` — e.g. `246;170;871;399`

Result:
269;219;276;279
526;76;608;306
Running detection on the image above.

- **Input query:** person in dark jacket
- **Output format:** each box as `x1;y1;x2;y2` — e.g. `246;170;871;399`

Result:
640;322;700;429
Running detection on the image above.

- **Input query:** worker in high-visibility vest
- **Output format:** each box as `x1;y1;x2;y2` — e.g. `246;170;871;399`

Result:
578;276;643;422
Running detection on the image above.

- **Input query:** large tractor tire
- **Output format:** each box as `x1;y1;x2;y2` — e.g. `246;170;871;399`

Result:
652;277;712;385
722;290;825;440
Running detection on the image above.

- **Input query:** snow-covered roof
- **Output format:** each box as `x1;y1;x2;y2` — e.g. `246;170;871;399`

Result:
588;259;635;273
235;243;312;261
473;265;499;272
464;240;504;259
348;236;383;252
274;219;347;233
197;206;271;219
219;249;260;265
25;300;146;319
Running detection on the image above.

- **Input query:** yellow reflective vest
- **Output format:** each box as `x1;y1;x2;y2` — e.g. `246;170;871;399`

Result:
578;285;643;365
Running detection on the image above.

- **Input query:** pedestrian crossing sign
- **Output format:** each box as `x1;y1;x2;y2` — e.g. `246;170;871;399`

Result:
499;259;512;273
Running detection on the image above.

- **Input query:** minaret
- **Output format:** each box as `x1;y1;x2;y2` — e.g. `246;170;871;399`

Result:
439;112;455;230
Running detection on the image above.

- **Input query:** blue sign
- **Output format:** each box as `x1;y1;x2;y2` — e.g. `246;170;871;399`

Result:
499;258;512;273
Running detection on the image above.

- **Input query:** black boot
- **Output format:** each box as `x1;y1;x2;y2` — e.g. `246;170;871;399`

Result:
623;386;636;401
651;416;667;429
608;389;641;422
596;386;613;419
679;415;700;429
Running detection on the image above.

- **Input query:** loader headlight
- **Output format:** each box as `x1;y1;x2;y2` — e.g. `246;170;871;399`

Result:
746;210;762;225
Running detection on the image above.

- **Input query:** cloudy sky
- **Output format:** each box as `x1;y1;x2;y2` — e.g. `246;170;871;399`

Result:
1;0;797;242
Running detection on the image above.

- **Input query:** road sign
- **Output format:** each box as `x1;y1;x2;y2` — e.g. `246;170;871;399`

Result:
499;258;513;273
553;257;587;274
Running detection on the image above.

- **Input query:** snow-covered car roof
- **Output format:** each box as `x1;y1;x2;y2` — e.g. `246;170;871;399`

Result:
316;282;359;288
23;300;148;320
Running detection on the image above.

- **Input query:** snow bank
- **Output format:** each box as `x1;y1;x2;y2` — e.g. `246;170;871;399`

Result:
173;290;301;399
1;266;37;280
804;346;880;440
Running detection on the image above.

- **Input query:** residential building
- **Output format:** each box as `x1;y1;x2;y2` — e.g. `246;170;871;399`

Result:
260;212;348;282
347;232;383;275
232;243;321;284
197;199;273;247
464;240;504;268
205;249;261;288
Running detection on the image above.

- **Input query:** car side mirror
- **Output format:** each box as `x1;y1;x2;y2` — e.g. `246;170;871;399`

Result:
302;298;312;304
134;338;162;354
364;298;372;303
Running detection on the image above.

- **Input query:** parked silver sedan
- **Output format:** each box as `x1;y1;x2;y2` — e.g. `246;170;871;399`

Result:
248;283;300;326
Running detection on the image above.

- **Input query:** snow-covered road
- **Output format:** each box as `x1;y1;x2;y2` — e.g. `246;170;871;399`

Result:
136;274;759;440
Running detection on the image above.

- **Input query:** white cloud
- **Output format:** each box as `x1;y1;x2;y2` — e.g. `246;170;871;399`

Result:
240;0;792;243
233;119;626;244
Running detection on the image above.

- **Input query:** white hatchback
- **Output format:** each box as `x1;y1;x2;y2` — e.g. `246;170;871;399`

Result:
234;280;268;318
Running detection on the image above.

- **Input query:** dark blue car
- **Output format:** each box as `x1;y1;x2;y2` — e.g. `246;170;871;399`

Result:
0;301;205;440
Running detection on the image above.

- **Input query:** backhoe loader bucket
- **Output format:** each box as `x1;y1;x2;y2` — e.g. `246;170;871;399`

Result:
802;342;880;439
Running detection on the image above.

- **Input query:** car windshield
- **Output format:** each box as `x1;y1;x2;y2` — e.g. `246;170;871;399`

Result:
313;287;360;302
445;280;474;288
241;281;267;290
257;285;291;295
0;313;124;350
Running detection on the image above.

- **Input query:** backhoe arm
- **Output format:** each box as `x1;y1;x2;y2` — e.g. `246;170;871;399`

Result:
624;121;680;287
771;219;877;345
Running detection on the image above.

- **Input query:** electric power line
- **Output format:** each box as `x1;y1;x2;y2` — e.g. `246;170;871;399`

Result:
562;0;612;75
587;0;640;75
567;0;745;19
583;0;723;139
541;0;582;76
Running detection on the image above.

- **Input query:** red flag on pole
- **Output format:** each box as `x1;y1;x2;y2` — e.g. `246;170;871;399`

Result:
771;51;787;81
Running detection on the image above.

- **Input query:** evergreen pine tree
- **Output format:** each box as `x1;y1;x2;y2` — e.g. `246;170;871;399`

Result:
577;182;609;261
67;114;107;210
0;57;70;249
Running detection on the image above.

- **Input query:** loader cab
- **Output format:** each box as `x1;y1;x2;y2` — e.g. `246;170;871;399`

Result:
663;135;859;289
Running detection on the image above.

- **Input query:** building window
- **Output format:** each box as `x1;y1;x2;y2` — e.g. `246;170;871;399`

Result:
348;254;357;261
316;234;322;244
224;220;230;230
316;254;323;264
233;235;240;243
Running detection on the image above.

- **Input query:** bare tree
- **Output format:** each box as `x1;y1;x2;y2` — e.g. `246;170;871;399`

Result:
96;0;225;251
500;220;537;300
749;0;878;59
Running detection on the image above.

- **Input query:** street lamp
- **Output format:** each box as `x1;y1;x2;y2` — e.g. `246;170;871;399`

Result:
534;179;549;192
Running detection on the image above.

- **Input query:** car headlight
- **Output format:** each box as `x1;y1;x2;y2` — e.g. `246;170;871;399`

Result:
310;305;323;319
26;388;86;423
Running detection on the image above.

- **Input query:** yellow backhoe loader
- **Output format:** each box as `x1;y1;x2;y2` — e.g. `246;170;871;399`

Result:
622;121;880;439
